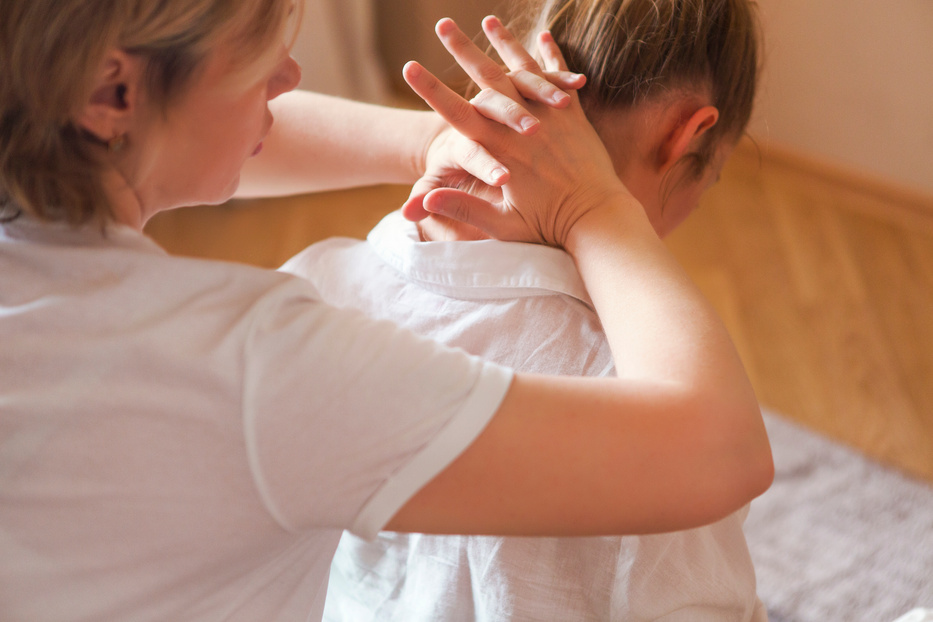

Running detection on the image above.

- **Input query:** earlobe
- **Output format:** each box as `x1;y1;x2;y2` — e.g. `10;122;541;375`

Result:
658;105;720;172
75;50;142;146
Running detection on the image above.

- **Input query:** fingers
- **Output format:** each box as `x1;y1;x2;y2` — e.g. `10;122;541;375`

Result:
423;188;504;233
401;128;510;222
531;31;581;106
435;18;523;101
418;187;535;243
482;16;542;75
507;70;575;109
403;61;488;140
402;163;507;223
417;214;490;242
400;187;431;221
401;186;484;224
470;88;540;134
537;31;570;72
478;16;582;108
542;70;586;91
433;16;581;117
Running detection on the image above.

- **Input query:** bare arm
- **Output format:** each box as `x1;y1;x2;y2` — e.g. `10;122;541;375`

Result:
236;73;582;198
236;90;444;197
385;18;772;536
389;199;771;536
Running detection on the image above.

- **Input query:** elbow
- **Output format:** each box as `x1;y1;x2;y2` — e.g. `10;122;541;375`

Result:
745;427;775;501
733;398;775;499
680;397;775;528
751;430;775;494
712;400;775;517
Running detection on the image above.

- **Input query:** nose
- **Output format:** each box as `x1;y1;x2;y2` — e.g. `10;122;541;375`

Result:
268;54;302;100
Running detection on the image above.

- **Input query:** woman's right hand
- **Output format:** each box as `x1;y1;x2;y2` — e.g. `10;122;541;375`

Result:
402;16;636;249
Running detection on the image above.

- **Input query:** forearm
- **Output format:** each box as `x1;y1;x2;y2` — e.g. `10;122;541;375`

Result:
564;195;752;392
562;193;772;519
237;90;445;198
390;201;773;537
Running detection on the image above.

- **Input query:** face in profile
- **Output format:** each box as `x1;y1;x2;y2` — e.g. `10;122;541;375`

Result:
135;43;301;213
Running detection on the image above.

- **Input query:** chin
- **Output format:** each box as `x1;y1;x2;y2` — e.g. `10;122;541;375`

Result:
205;177;241;206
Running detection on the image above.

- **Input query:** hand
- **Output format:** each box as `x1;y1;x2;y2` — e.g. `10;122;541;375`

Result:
416;181;500;242
402;16;587;226
402;17;631;248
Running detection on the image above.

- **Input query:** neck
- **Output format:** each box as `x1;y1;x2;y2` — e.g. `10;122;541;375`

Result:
100;167;146;230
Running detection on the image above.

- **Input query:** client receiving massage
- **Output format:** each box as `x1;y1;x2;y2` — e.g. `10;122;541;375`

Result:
283;0;767;620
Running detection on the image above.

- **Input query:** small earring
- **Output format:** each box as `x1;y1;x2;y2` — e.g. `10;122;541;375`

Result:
108;134;127;153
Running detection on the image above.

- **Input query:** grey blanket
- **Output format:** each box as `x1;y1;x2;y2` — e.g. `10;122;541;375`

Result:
746;412;933;622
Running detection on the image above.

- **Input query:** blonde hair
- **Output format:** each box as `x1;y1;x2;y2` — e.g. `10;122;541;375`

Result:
0;0;296;225
512;0;760;177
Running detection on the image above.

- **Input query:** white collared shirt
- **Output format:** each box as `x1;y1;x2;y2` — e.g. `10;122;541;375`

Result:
282;211;766;622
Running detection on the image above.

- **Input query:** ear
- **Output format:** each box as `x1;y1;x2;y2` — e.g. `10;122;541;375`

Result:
75;50;144;144
657;105;719;172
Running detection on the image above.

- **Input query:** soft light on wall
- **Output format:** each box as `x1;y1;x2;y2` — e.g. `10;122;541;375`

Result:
750;0;933;195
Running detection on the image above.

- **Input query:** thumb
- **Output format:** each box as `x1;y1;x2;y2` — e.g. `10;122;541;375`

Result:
421;188;526;242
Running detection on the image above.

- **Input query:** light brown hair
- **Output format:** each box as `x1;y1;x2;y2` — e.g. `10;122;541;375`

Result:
0;0;296;225
511;0;760;178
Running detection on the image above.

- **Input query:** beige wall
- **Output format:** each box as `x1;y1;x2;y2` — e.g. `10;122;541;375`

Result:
373;0;505;92
750;0;933;195
292;0;392;102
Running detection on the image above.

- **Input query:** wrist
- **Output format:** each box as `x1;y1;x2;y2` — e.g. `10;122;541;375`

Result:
562;188;653;258
414;111;449;180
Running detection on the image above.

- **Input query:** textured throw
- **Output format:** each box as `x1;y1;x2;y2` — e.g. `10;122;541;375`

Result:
746;412;933;622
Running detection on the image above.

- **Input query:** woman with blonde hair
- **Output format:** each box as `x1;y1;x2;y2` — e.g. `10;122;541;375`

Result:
0;1;771;620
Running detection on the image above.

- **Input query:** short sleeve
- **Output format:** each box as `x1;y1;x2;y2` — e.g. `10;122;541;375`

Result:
241;278;513;539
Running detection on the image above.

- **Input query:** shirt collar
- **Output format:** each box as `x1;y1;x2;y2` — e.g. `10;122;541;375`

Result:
366;211;593;309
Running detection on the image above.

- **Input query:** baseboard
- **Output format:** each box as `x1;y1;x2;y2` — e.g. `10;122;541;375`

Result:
734;138;933;226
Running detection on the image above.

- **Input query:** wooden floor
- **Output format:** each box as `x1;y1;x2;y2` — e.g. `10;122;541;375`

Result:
146;140;933;483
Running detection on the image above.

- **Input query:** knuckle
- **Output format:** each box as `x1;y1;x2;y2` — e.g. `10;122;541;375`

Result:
471;88;495;106
472;88;524;121
462;141;487;165
512;69;546;92
519;59;541;72
449;198;470;224
503;100;524;118
477;62;505;85
447;100;474;126
513;68;534;81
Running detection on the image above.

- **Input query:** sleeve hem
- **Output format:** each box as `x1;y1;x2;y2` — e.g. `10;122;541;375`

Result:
349;363;514;540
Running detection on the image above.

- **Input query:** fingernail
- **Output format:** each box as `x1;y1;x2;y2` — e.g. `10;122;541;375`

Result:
404;61;421;78
491;167;508;183
520;116;539;132
552;91;570;105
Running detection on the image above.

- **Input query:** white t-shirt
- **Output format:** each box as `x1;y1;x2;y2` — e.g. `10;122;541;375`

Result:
281;211;768;622
0;215;512;621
